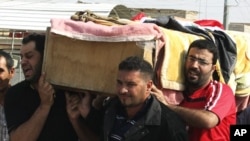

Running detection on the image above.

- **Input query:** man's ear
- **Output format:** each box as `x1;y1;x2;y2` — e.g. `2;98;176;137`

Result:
212;64;216;72
9;67;15;78
147;80;153;92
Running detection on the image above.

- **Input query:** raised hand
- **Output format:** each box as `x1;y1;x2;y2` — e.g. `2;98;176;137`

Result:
66;91;93;119
78;91;92;118
151;84;168;106
37;72;55;107
66;92;81;120
92;95;107;110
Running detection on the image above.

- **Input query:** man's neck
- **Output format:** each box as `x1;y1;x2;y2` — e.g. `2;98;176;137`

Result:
30;82;38;90
126;104;144;119
186;80;211;94
125;95;152;119
0;85;10;105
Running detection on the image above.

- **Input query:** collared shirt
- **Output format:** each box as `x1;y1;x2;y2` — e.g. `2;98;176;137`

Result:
0;104;9;141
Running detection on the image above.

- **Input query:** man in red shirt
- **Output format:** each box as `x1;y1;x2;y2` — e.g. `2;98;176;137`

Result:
152;39;236;141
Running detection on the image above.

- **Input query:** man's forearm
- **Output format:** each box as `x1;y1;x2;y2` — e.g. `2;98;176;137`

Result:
70;118;99;141
9;105;51;141
168;105;219;129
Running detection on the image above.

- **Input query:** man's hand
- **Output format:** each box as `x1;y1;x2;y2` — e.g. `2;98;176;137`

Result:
92;95;107;110
37;72;55;107
66;91;93;120
78;91;92;118
151;85;168;106
66;92;81;120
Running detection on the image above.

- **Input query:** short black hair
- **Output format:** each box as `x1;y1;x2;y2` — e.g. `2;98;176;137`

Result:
22;33;45;58
118;56;153;79
0;50;14;72
187;39;218;65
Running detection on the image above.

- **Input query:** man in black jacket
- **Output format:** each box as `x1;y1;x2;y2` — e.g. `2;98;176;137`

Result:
67;56;188;141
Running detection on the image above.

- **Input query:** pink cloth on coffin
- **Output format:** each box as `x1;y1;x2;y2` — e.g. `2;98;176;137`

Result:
50;18;164;44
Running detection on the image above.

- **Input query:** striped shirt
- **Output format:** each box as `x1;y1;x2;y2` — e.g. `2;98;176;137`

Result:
0;105;9;141
180;80;236;141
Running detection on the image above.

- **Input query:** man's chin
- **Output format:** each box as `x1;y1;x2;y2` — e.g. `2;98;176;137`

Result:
24;76;32;81
120;101;131;107
25;76;36;83
187;79;199;85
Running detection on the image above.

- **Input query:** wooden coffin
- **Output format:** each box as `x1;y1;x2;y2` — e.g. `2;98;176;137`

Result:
43;29;155;95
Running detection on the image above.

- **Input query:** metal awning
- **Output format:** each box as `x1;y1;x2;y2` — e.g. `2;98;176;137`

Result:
0;1;131;32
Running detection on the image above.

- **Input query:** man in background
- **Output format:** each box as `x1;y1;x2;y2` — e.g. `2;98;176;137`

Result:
0;50;15;141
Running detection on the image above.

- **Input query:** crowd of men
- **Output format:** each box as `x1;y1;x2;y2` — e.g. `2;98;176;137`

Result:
0;33;248;141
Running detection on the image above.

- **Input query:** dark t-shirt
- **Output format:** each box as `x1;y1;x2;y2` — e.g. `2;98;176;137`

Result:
4;81;78;141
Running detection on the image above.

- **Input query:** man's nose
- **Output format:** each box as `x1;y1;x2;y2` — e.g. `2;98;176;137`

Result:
190;60;200;67
20;58;27;65
119;86;128;94
186;57;200;68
